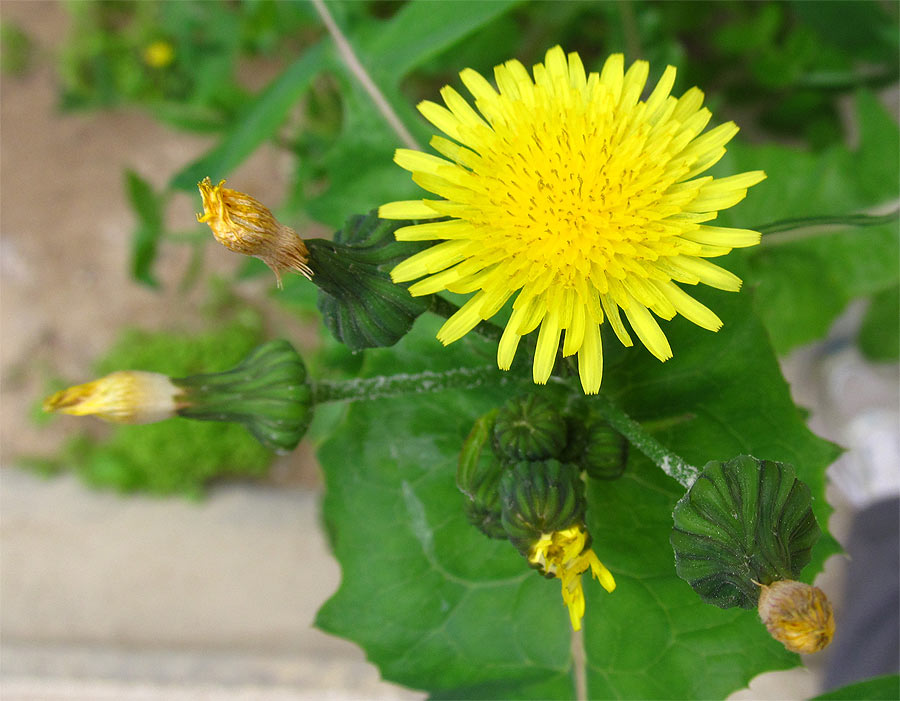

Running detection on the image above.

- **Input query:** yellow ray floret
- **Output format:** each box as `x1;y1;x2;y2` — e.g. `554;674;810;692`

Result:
379;46;765;393
528;525;616;631
43;371;179;424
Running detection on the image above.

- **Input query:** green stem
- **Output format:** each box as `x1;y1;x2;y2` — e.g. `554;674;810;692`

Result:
589;394;699;488
312;365;511;404
428;295;505;343
756;211;898;247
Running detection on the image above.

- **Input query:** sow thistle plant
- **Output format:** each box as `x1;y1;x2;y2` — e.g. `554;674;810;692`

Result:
46;40;898;699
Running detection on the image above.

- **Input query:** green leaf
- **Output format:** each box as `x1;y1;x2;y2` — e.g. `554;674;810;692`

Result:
360;0;523;79
316;317;574;698
671;456;820;609
859;286;900;362
582;288;840;699
169;41;327;191
719;92;900;353
124;169;164;288
315;283;839;697
812;674;900;701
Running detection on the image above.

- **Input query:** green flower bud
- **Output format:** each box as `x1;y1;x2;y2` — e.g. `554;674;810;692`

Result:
492;394;568;462
500;459;585;556
174;340;312;454
580;416;628;480
305;212;430;350
457;410;506;539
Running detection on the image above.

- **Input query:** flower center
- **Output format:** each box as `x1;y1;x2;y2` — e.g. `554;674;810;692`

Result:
472;96;665;289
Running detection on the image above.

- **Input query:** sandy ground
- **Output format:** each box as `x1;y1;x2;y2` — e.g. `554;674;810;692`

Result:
1;3;897;700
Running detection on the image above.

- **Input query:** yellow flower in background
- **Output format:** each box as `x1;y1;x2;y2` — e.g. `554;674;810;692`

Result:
143;40;175;69
197;177;313;288
529;524;616;631
380;46;765;393
43;371;179;424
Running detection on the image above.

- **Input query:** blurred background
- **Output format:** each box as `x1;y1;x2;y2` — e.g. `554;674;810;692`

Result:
1;1;897;699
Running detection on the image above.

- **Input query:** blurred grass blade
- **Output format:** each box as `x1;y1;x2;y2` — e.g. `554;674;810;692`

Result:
170;41;328;192
362;0;523;77
125;170;164;288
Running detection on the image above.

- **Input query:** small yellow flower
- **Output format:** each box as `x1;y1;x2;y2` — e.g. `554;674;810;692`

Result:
143;40;175;69
757;579;835;654
529;524;616;631
43;371;179;425
380;46;765;394
197;177;313;288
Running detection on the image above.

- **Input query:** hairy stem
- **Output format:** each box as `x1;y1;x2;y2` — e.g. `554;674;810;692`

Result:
312;365;511;404
590;394;699;488
310;0;421;151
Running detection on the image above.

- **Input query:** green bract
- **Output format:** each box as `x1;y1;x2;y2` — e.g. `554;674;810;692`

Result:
500;459;585;556
671;455;821;609
176;340;313;453
306;212;430;350
492;394;569;462
457;409;506;539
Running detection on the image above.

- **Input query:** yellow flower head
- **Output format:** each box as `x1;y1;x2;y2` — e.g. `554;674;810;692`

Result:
197;177;313;288
757;580;835;654
143;40;175;69
43;371;179;425
528;524;616;631
380;47;765;393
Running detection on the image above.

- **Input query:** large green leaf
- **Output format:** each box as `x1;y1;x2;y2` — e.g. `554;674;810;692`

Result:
718;91;899;353
582;287;839;699
316;284;839;698
316;317;573;698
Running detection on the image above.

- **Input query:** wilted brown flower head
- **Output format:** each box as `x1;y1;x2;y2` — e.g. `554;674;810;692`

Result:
197;177;313;288
758;579;835;654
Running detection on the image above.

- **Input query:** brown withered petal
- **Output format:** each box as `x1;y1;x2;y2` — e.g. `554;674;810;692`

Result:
197;177;313;288
758;579;835;654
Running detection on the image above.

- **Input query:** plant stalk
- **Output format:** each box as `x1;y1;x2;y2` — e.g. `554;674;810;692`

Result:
312;365;511;404
590;394;700;488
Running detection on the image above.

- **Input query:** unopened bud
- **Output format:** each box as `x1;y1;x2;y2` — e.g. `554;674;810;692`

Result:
500;460;585;555
44;341;313;454
492;394;568;462
197;177;312;288
457;410;505;539
43;371;178;424
758;579;835;654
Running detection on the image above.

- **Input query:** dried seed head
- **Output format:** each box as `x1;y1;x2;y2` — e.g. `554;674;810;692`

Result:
197;177;312;288
758;579;835;654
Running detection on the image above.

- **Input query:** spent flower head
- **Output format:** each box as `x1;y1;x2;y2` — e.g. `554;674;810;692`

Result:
380;46;765;393
197;177;312;288
757;580;835;654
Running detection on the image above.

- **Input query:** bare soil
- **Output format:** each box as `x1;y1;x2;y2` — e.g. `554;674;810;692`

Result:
0;1;321;486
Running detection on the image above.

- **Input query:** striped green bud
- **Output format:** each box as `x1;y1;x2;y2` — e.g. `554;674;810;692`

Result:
174;339;312;454
500;459;586;557
492;394;568;462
